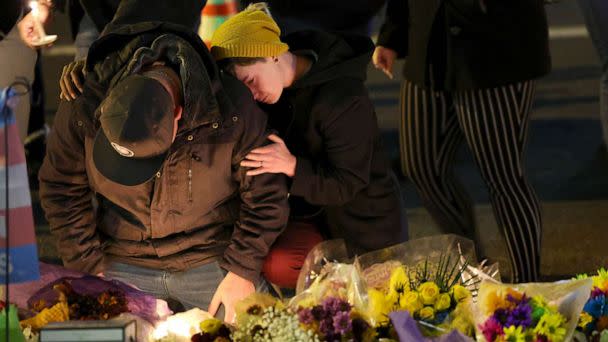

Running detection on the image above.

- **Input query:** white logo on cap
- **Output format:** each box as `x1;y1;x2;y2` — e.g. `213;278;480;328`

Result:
110;142;135;157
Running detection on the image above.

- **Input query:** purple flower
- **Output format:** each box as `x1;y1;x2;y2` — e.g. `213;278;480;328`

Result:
480;317;504;342
319;317;335;336
322;297;351;314
493;308;509;325
336;300;352;313
332;311;352;335
298;308;314;325
592;287;606;299
507;293;530;305
505;303;533;328
311;305;327;320
322;297;340;313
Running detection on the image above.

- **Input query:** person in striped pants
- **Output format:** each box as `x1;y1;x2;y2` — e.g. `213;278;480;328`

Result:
373;0;551;283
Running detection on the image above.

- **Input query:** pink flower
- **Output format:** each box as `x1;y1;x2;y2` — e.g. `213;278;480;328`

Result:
480;317;504;342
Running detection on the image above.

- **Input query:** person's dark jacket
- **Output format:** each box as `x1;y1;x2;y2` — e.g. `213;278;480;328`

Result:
260;30;407;255
239;0;386;35
39;0;289;283
53;0;203;40
377;0;551;90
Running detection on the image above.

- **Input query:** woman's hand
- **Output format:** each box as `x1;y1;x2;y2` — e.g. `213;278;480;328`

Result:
59;60;86;101
372;46;397;79
241;134;296;177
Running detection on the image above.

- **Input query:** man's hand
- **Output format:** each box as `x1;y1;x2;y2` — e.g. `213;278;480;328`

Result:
372;46;397;79
241;134;297;177
208;271;255;324
60;60;86;101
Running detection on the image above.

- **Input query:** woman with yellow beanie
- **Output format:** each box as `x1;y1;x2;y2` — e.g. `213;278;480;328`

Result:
210;3;408;289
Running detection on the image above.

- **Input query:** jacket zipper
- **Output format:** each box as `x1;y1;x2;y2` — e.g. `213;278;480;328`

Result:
188;152;201;203
188;157;193;203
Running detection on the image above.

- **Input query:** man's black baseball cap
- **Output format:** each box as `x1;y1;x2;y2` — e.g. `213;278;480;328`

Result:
93;74;175;186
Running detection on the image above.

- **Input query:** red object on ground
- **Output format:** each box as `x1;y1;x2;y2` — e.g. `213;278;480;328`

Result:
262;221;324;289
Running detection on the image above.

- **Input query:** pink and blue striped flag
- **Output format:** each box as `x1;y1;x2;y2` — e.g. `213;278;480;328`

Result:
0;87;40;284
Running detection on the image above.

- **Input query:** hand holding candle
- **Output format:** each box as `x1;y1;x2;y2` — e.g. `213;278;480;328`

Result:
18;0;57;48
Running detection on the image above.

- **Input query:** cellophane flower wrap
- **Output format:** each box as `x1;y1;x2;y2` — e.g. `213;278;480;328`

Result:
361;234;499;340
357;234;500;300
294;235;494;341
367;252;477;339
573;268;608;342
476;278;592;342
290;260;375;341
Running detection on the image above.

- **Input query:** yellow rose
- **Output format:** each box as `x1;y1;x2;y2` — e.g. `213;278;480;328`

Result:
434;293;452;311
419;306;435;321
400;291;423;313
418;282;440;305
451;285;471;302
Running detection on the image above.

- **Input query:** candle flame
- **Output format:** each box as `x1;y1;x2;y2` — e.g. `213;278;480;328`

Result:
29;0;39;16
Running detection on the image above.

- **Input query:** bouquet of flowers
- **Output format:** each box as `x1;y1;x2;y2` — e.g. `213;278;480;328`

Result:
476;279;593;342
478;288;568;341
368;254;476;338
31;280;127;318
357;235;491;295
290;262;369;319
574;268;608;341
290;262;375;341
19;279;129;331
193;293;320;342
293;235;491;341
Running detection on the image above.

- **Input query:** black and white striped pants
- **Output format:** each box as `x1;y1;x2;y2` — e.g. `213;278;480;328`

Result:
400;79;542;283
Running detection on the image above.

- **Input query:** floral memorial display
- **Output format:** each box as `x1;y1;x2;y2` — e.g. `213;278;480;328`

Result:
6;235;607;341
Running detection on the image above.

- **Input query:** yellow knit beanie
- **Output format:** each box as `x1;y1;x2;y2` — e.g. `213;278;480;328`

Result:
210;3;289;60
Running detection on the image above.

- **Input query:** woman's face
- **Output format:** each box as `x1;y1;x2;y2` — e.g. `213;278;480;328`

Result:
233;57;285;104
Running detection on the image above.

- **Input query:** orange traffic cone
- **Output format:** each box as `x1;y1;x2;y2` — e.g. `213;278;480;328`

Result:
199;0;238;48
